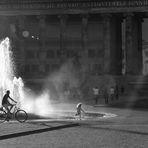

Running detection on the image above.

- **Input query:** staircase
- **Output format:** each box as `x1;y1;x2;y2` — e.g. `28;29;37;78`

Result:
128;76;148;98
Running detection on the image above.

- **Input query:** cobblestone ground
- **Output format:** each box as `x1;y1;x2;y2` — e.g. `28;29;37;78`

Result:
0;103;148;148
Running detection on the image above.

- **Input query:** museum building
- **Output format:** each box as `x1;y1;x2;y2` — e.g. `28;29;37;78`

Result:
0;0;147;87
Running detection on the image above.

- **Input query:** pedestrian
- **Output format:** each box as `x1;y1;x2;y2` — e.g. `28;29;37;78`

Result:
110;86;115;101
121;85;125;94
104;87;109;104
92;86;99;104
115;84;119;100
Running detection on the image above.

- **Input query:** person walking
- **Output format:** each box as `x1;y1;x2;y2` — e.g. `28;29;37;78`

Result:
92;86;100;104
110;86;115;101
115;84;119;100
104;87;109;104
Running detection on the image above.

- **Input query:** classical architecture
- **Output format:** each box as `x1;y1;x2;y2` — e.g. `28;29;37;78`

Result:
0;0;147;88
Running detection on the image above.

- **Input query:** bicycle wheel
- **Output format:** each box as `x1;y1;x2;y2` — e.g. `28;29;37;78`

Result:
0;110;7;123
15;110;28;123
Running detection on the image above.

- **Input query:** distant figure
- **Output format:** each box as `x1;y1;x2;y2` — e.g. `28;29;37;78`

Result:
92;86;100;104
2;90;17;117
110;87;115;101
121;85;125;94
104;87;109;104
64;89;70;100
75;103;85;120
115;84;119;100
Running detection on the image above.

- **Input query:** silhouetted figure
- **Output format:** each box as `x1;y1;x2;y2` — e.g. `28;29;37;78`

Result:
92;86;99;104
2;90;17;120
75;103;85;120
121;85;125;94
109;87;115;101
115;84;119;100
104;88;109;104
72;53;81;70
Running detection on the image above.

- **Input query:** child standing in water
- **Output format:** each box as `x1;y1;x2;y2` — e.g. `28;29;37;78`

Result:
75;103;85;120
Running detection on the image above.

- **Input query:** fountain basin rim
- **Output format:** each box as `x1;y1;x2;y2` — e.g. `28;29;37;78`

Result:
29;110;117;121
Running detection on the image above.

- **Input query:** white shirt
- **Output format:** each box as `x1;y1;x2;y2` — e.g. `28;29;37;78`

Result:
93;88;99;95
110;88;115;94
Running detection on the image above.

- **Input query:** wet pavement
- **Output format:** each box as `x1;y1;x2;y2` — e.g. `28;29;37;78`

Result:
0;103;148;148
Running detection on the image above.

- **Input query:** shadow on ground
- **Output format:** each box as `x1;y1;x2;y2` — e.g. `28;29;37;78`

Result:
0;123;79;141
81;123;148;136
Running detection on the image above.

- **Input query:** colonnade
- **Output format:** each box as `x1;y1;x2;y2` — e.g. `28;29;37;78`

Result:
8;13;143;76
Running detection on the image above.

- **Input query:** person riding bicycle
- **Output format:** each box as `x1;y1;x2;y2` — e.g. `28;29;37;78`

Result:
2;90;17;116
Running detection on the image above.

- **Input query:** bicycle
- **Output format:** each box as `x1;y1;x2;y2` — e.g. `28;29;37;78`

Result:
0;103;28;123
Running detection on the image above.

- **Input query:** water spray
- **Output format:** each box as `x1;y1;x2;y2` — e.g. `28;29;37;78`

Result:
0;37;117;120
0;37;54;117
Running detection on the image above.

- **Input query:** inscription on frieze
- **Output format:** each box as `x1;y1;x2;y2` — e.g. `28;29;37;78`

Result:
0;0;148;10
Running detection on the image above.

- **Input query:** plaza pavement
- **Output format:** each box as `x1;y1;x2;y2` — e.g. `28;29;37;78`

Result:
0;101;148;148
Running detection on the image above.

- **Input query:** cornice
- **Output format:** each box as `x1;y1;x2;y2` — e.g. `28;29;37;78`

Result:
0;0;148;15
0;0;148;9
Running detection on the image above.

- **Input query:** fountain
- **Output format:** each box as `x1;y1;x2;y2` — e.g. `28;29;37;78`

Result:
0;37;116;121
0;37;53;116
0;37;21;103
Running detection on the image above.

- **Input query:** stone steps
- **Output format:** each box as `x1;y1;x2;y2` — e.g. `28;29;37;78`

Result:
128;80;148;97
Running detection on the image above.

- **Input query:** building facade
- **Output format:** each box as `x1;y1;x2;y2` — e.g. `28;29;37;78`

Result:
0;0;147;86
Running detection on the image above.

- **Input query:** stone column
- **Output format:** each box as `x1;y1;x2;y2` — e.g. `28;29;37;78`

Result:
81;14;90;73
39;15;46;50
103;14;112;74
38;15;46;74
103;14;122;75
125;13;143;75
59;14;67;54
110;16;122;75
81;14;89;52
135;17;143;75
18;16;26;75
9;17;18;40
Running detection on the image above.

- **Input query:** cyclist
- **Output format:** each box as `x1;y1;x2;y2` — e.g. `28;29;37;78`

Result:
2;90;17;117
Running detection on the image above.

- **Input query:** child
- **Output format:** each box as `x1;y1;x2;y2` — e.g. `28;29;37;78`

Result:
75;103;85;120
